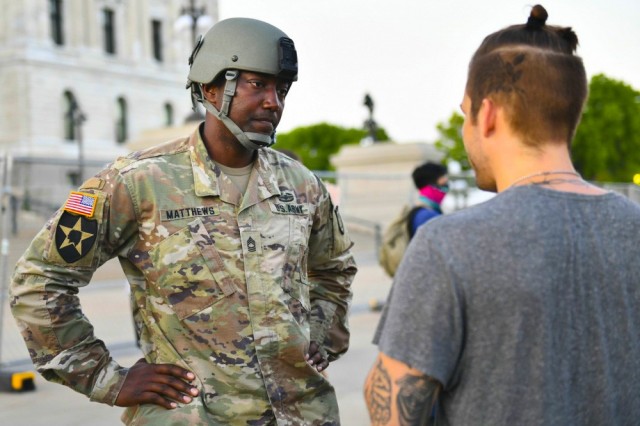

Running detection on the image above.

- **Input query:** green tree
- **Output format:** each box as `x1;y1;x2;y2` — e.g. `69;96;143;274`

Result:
572;74;640;182
275;122;389;171
434;112;470;171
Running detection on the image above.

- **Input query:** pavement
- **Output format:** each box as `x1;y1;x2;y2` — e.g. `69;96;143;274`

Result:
0;224;392;425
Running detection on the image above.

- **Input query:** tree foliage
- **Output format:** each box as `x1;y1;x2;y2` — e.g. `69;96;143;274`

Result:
434;112;470;171
274;122;389;171
572;74;640;182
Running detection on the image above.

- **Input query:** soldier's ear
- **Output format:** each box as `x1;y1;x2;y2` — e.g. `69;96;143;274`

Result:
202;83;218;105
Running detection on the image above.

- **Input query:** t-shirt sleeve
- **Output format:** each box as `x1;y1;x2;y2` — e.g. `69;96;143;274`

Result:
373;224;464;388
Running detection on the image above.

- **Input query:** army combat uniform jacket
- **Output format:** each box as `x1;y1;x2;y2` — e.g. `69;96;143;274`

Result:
10;128;357;425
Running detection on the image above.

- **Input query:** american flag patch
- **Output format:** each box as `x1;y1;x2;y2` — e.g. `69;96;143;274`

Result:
64;191;97;217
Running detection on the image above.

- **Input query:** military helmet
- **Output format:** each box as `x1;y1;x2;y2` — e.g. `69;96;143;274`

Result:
186;18;298;151
188;17;298;85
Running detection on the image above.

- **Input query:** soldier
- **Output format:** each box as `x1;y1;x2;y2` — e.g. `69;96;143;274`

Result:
11;17;356;425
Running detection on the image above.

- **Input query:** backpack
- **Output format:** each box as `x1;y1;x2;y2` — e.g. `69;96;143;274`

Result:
378;205;422;277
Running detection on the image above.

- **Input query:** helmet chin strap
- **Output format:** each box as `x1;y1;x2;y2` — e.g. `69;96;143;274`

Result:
200;70;274;151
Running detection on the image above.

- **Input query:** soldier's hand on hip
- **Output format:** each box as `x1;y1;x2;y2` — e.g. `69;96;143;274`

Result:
115;358;199;409
305;341;329;372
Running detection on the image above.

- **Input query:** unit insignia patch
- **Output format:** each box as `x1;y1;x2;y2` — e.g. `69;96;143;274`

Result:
55;211;98;263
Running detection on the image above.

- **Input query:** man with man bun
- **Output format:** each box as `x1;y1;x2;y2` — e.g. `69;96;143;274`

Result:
366;5;640;425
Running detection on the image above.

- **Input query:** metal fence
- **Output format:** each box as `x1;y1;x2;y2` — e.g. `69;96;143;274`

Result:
1;153;639;370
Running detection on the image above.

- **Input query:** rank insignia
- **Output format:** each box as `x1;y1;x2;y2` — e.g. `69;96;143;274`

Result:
64;191;97;217
55;211;98;263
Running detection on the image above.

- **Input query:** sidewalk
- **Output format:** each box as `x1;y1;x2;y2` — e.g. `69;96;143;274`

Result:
0;231;392;425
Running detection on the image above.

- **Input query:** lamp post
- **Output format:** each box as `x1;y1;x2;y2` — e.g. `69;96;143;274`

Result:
69;100;87;184
175;0;214;122
175;0;214;50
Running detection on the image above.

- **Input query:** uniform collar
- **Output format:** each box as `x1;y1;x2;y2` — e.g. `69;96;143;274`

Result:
188;127;281;207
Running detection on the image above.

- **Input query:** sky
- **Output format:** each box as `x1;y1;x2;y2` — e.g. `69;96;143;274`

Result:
217;0;640;144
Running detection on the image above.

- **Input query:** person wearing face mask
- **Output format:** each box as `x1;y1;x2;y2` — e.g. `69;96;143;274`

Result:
377;162;449;279
409;162;449;238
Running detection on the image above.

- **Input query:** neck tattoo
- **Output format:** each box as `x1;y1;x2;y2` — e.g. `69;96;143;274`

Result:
507;170;582;190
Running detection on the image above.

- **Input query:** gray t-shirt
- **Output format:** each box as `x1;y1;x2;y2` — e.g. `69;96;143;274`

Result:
375;186;640;425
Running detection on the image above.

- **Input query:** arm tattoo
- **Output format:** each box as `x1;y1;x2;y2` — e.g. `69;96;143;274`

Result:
365;359;392;424
396;374;440;426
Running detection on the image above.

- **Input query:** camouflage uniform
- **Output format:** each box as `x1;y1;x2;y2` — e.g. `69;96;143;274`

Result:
10;128;357;425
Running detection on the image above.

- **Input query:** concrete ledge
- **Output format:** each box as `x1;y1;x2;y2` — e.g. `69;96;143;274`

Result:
332;141;442;171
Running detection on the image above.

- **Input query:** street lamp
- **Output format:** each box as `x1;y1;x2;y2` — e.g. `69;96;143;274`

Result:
175;0;215;50
69;100;87;184
175;0;214;122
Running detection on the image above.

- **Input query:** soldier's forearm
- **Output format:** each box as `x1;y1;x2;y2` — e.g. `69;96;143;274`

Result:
11;272;125;403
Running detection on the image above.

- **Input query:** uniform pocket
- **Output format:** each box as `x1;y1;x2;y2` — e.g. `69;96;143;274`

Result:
281;216;311;313
148;218;234;319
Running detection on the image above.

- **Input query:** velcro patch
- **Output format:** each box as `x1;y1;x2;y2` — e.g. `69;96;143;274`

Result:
241;231;262;255
55;211;98;263
81;177;105;190
64;191;97;217
160;206;217;221
269;202;308;215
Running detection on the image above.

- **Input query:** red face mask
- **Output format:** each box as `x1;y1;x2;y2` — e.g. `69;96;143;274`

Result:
419;185;449;204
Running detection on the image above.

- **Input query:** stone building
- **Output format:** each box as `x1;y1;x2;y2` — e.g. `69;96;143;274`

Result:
0;0;217;205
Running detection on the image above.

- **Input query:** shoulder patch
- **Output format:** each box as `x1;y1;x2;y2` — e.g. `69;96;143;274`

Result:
81;177;105;190
64;191;97;217
54;212;98;263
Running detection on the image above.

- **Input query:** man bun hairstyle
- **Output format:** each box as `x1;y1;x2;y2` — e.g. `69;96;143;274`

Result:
473;4;578;58
526;4;548;30
525;5;579;50
466;5;587;146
